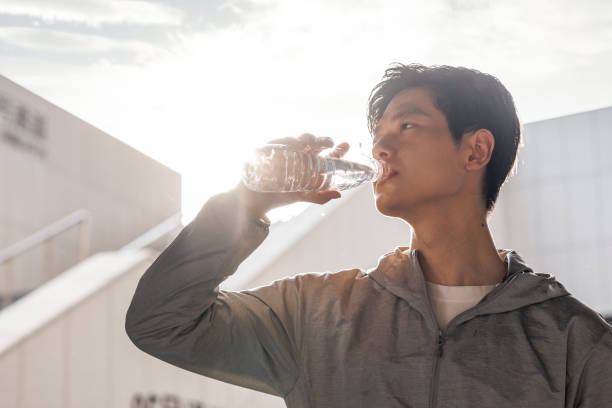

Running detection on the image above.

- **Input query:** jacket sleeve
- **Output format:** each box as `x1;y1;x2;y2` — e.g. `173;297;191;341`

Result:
574;329;612;407
124;187;300;397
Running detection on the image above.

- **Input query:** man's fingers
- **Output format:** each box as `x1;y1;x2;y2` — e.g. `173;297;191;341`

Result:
311;138;333;153
327;142;350;158
296;133;315;152
297;133;316;143
302;135;334;154
315;136;334;147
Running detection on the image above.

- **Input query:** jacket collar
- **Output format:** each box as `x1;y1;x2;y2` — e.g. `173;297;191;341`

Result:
367;247;569;332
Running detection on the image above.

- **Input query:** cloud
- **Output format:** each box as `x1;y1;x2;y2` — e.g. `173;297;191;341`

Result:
0;0;266;64
0;0;183;27
0;26;160;55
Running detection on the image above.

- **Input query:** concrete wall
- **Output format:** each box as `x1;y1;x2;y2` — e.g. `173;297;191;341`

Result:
488;107;612;314
0;75;181;296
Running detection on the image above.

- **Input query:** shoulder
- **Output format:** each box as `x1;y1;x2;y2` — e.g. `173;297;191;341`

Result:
546;294;611;337
537;294;612;368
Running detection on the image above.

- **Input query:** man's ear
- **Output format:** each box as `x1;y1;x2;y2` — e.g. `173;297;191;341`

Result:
464;129;495;171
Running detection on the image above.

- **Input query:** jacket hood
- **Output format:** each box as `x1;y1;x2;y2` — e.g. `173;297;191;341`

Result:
367;247;570;331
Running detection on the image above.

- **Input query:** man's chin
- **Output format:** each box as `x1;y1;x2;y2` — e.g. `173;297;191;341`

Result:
374;195;402;217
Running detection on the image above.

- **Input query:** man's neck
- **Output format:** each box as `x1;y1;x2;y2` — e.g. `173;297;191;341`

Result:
406;204;506;287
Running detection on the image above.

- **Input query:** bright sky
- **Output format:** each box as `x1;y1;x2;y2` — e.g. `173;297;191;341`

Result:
1;0;611;223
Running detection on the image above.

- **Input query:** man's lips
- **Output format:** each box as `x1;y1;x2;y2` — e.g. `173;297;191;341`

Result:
376;169;398;185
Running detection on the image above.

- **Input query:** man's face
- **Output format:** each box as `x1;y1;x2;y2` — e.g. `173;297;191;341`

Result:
371;87;467;220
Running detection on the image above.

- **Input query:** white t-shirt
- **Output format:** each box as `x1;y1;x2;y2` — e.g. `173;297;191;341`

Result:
425;281;499;331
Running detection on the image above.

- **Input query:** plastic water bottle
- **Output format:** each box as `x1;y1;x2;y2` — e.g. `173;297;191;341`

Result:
242;144;384;192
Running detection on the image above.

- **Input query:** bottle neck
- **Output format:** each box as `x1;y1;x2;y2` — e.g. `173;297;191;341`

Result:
370;158;384;182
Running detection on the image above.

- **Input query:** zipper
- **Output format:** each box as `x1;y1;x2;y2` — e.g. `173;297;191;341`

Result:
425;270;522;408
428;330;445;408
424;273;444;408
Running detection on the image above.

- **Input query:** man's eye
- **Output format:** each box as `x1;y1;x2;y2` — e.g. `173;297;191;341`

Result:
401;123;414;130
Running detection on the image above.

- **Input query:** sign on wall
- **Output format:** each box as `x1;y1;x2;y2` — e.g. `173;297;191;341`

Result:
131;393;223;408
0;92;47;157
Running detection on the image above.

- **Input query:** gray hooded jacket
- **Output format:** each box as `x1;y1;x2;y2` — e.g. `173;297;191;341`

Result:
125;189;612;407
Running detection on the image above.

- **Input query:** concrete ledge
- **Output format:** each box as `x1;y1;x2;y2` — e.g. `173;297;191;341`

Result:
0;249;154;355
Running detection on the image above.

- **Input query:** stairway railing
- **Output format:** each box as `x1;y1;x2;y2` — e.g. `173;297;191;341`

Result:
120;212;182;252
0;209;183;310
0;209;92;308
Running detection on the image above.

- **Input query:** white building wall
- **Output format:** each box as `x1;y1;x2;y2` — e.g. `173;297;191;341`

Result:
488;106;612;315
0;75;181;297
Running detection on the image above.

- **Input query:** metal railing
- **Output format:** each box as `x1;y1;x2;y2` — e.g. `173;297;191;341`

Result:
0;209;92;308
121;212;183;251
0;209;184;310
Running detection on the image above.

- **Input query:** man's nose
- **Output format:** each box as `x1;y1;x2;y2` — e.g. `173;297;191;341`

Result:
372;135;393;160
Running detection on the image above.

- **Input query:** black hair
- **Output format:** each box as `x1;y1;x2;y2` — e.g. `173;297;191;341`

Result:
367;63;522;214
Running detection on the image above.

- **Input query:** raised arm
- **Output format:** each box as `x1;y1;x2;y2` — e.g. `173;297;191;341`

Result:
125;134;349;397
125;188;299;396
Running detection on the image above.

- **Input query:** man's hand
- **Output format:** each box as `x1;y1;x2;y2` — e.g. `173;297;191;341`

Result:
237;133;350;219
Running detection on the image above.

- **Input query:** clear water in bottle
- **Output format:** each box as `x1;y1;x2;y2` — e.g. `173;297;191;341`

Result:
242;144;384;192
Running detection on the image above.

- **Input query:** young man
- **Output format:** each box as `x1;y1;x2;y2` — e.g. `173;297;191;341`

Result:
126;64;612;407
